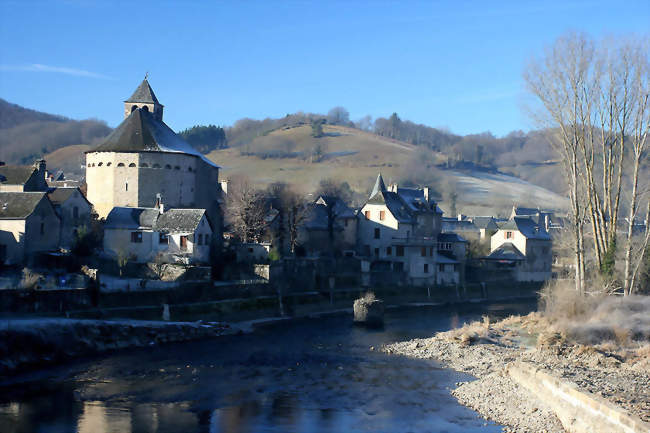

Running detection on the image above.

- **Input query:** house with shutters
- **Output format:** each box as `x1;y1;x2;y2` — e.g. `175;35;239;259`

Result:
486;216;552;282
103;201;212;264
358;174;466;287
0;192;60;265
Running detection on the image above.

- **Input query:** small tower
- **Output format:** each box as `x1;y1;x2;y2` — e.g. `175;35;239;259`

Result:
123;75;164;121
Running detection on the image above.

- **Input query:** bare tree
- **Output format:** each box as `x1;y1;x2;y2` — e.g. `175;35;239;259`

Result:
524;32;595;293
268;182;310;253
226;175;267;243
327;106;350;125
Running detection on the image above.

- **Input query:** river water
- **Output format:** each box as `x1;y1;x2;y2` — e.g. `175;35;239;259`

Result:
0;300;535;433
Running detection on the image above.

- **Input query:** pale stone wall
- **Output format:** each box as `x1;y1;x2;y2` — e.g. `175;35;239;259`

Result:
0;185;25;192
24;199;60;255
86;151;220;231
491;229;527;255
57;190;92;249
0;220;26;264
104;229;158;262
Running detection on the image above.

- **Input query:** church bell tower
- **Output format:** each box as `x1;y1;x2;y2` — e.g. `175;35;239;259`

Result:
123;75;164;121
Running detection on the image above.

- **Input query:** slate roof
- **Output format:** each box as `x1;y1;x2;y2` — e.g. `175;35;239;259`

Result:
442;219;478;233
47;187;90;206
303;202;345;231
88;108;218;167
438;232;467;243
512;206;539;216
0;192;47;219
154;209;207;233
104;206;208;233
365;174;442;223
0;165;36;185
315;195;356;219
125;78;161;105
472;216;497;230
486;242;525;261
499;216;551;240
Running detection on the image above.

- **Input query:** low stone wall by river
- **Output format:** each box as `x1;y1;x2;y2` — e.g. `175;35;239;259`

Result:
0;319;232;377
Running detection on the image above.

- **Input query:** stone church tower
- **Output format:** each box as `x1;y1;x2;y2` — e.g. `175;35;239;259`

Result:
85;78;221;231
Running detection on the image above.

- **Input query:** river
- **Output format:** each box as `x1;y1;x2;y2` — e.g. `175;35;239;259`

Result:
0;299;536;433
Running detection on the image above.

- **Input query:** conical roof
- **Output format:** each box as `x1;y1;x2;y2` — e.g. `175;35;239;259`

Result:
125;78;161;105
370;173;386;198
88;108;217;167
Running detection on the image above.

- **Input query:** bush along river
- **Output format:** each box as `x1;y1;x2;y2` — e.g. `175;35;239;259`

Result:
0;299;536;433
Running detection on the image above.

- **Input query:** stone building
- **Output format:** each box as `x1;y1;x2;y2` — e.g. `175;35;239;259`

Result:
487;216;552;282
103;203;212;264
0;160;48;192
298;195;357;256
358;174;465;287
85;78;221;234
0;192;60;265
47;187;93;249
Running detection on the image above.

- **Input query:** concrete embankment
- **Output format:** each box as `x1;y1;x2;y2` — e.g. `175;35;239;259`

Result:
508;362;650;433
0;318;234;378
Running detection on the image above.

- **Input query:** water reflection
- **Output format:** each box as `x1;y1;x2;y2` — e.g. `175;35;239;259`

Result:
0;301;535;433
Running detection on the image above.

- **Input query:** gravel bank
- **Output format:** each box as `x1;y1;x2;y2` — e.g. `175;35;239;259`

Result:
383;313;649;432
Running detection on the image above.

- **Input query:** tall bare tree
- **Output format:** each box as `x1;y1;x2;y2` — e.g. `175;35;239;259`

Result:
226;175;267;243
524;32;595;293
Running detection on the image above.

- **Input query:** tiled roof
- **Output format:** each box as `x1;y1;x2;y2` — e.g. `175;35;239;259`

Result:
124;78;161;105
105;206;208;233
88;108;218;167
500;216;551;240
154;209;207;233
438;232;467;243
0;165;36;185
487;242;525;261
0;192;47;219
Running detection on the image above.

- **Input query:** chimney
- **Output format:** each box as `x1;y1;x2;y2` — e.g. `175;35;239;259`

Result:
389;183;398;193
34;159;46;177
155;193;164;214
458;214;463;221
544;214;550;231
219;179;228;195
423;186;429;202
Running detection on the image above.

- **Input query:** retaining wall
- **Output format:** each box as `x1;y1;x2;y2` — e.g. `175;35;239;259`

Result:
507;362;650;433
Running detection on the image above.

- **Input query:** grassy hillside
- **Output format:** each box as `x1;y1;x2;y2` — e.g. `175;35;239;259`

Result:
207;124;568;215
0;99;110;169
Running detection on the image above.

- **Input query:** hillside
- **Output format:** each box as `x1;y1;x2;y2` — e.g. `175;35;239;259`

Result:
207;124;568;215
0;99;110;169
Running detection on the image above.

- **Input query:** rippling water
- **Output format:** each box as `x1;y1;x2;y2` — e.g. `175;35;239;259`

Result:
0;300;535;433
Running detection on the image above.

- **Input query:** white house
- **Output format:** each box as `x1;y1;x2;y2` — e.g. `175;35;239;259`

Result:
103;203;212;264
358;174;465;287
487;216;552;282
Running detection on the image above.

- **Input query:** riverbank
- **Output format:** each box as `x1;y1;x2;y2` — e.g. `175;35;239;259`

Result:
383;312;650;433
0;290;538;379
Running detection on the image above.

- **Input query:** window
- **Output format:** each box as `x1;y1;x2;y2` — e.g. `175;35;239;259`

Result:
159;233;168;244
188;167;193;172
344;219;348;227
125;182;128;191
438;264;444;272
424;264;429;273
204;234;210;244
141;163;149;168
40;222;44;236
505;231;513;239
73;206;79;219
429;247;434;256
165;164;172;169
365;210;370;219
394;262;404;271
248;247;254;253
153;163;161;168
107;162;112;166
198;234;203;245
180;236;188;251
364;245;371;256
453;264;459;272
131;232;142;243
97;162;103;166
379;210;385;221
117;163;125;167
396;245;404;257
386;246;392;256
174;166;180;170
374;248;379;257
129;163;136;167
87;163;91;167
421;247;426;257
374;228;380;239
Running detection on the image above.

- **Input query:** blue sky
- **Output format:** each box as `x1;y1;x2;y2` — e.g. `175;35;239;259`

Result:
0;1;648;136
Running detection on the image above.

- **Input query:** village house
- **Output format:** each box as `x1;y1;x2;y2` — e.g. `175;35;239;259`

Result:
47;187;93;249
0;160;48;192
298;195;357;256
0;192;60;265
358;174;465;287
84;78;222;237
486;216;552;282
103;202;212;264
442;215;498;242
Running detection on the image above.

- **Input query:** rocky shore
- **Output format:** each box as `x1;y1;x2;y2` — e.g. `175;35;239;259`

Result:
0;318;235;377
383;313;649;433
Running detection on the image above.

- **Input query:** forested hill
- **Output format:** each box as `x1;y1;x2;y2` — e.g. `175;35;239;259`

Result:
0;98;111;167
